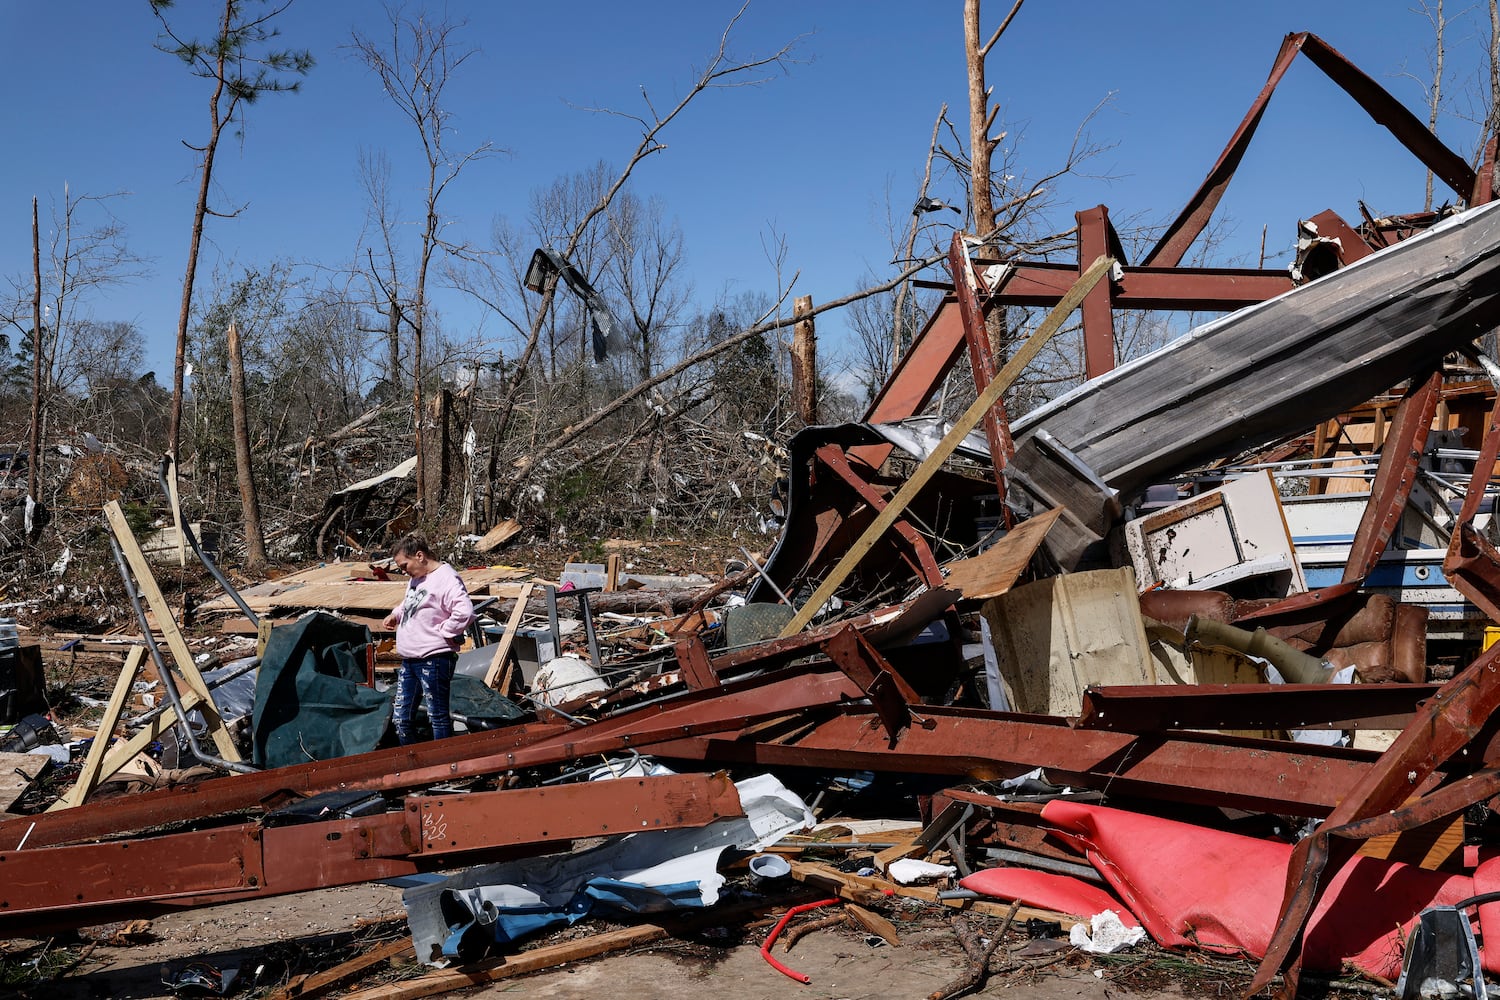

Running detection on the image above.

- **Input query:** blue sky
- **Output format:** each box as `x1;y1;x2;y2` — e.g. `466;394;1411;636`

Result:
0;1;1491;385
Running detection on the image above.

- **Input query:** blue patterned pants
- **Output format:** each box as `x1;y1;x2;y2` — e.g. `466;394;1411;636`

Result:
393;653;457;744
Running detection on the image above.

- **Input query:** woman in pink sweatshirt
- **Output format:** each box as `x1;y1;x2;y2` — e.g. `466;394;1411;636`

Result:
381;533;475;743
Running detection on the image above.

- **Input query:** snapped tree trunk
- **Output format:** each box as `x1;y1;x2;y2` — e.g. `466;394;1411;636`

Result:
227;320;268;572
790;295;818;424
964;0;1022;365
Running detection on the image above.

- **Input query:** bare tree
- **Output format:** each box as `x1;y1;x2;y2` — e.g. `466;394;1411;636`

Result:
355;150;408;401
69;320;147;399
846;270;936;407
150;0;312;548
226;320;267;570
525;162;615;378
1404;0;1449;210
351;4;495;516
963;0;1025;371
4;187;146;507
27;200;40;512
963;0;1023;246
491;4;802;490
893;104;951;369
605;192;691;383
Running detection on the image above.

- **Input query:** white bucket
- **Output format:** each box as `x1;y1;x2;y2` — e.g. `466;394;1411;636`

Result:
530;654;609;707
748;853;791;882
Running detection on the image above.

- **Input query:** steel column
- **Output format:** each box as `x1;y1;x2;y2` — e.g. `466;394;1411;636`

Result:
947;232;1015;507
1077;206;1119;379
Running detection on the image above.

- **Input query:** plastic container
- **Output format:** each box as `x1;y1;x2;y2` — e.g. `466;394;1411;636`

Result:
749;853;791;884
529;655;608;707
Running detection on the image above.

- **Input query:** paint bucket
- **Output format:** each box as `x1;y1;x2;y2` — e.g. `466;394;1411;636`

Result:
749;853;791;886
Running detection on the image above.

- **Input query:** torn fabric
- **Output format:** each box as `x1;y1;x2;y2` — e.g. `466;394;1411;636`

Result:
403;772;813;965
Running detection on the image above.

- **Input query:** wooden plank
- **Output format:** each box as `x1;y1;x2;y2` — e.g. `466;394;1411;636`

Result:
779;255;1114;636
52;646;145;809
475;519;521;553
0;752;49;812
483;581;534;692
269;937;414;1000
166;463;188;567
46;687;210;811
1357;809;1465;871
198;565;531;615
261;575;531;613
105;501;241;762
789;860;1080;923
339;925;666;1000
845;903;901;946
605;553;622;592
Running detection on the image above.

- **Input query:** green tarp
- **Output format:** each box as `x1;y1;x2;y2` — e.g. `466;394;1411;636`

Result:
252;613;388;768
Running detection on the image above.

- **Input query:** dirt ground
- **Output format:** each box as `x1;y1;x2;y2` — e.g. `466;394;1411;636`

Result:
2;879;1343;1000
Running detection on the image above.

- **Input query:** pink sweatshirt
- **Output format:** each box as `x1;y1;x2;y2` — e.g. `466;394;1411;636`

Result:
391;562;475;658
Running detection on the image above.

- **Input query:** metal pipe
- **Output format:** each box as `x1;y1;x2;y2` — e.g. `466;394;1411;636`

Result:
1187;615;1333;685
107;532;255;775
936;888;980;900
1462;344;1500;394
126;653;260;729
980;848;1104;883
157;454;259;627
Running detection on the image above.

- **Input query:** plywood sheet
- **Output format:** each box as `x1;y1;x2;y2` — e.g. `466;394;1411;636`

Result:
199;566;532;615
939;507;1061;601
0;752;49;812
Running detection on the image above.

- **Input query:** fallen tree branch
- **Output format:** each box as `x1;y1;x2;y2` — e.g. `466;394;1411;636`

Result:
928;900;1021;1000
781;911;848;952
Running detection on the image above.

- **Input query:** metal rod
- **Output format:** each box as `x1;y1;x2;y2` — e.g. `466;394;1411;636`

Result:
739;546;794;606
126;654;261;729
157;455;259;627
107;531;254;775
981;847;1104;883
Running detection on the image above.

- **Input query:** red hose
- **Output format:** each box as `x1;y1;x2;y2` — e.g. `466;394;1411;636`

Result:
761;898;844;984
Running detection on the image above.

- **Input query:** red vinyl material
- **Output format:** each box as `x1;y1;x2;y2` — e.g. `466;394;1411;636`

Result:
1040;800;1474;979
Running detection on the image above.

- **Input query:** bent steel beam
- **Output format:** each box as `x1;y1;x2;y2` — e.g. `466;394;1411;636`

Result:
1444;395;1500;622
0;773;742;936
1074;683;1439;733
1342;368;1443;584
1077;205;1123;379
1248;641;1500;997
1148;31;1475;268
948;232;1016;502
814;445;945;588
647;704;1399;819
0;666;866;851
